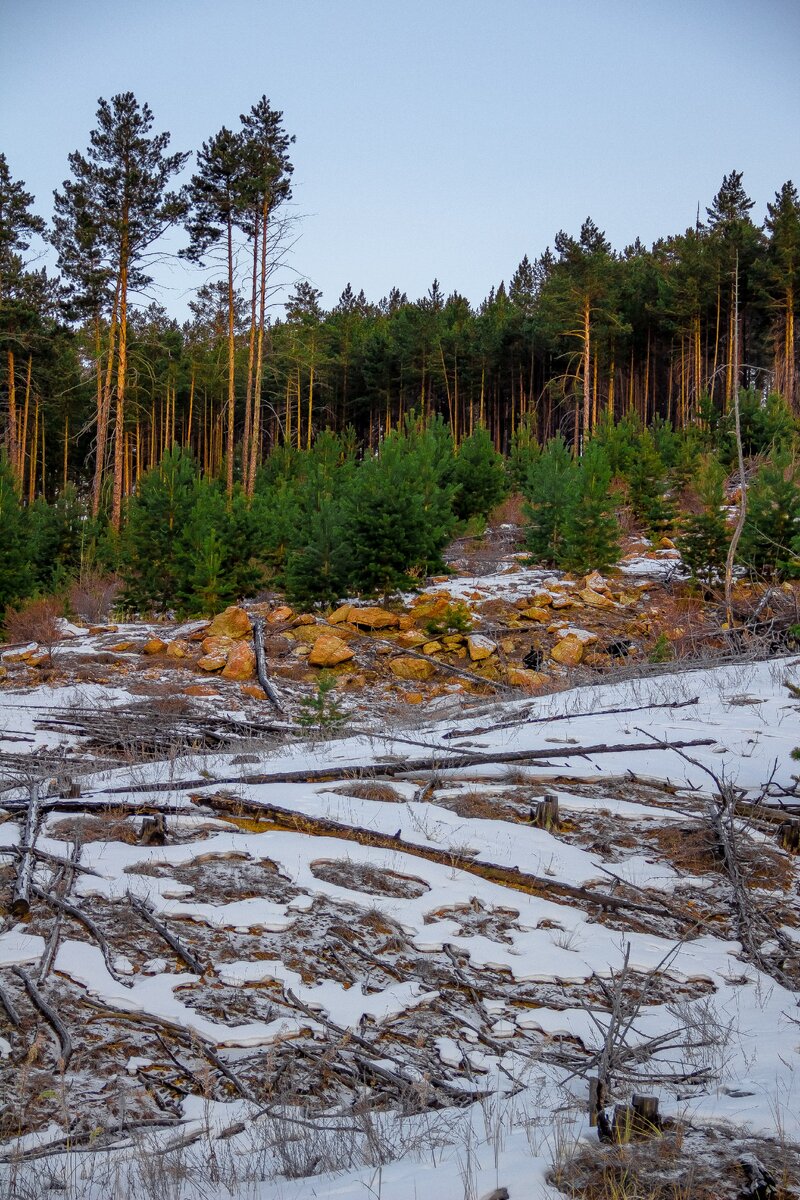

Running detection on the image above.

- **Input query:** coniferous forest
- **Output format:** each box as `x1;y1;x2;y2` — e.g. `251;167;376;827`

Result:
2;91;800;617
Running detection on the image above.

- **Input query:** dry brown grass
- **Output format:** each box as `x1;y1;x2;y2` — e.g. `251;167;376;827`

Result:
551;1124;800;1199
310;858;430;898
49;813;140;843
331;782;405;803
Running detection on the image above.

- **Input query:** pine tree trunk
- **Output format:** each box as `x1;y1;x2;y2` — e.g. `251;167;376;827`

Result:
248;201;270;494
6;349;18;483
582;299;591;450
94;285;119;518
20;354;31;496
243;210;259;492
112;251;128;531
225;214;236;498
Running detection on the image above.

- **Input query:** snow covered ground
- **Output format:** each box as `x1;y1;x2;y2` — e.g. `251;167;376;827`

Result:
1;655;799;1198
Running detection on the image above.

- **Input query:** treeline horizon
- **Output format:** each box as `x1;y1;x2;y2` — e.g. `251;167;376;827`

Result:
1;91;799;516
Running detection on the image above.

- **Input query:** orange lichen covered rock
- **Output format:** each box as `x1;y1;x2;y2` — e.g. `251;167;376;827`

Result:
347;607;400;629
388;655;436;681
221;642;256;680
142;637;168;655
466;634;496;661
166;639;191;659
197;653;226;672
205;606;252;640
550;634;584;666
308;634;356;668
507;668;549;690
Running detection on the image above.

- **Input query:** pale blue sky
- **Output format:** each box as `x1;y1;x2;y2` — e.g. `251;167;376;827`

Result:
1;0;798;317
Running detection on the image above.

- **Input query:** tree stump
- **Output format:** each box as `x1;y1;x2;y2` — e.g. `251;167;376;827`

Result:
139;813;166;845
611;1095;660;1142
778;820;800;854
532;792;559;830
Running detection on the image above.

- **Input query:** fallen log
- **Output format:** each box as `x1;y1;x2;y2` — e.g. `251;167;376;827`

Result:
32;885;132;986
443;696;701;739
252;617;286;714
194;791;692;923
94;734;718;795
12;967;73;1067
11;781;41;918
126;893;207;975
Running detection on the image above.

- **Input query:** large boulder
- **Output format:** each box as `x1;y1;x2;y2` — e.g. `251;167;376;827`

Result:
205;606;252;640
308;634;356;668
550;634;584;667
466;634;496;661
197;653;226;672
507;668;549;690
347;607;400;630
520;606;550;623
221;641;256;680
578;587;616;609
388;655;437;681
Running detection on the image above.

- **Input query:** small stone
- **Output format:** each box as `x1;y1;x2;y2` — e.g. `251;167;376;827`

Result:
550;596;578;609
467;634;496;661
400;691;424;704
142;637;168;655
441;633;465;648
108;641;136;652
221;642;256;680
292;613;316;627
205;606;252;640
308;634;356;668
423;640;444;654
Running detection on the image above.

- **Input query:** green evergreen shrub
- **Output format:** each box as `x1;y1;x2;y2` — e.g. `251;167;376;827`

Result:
522;434;574;566
558;440;619;574
678;455;730;586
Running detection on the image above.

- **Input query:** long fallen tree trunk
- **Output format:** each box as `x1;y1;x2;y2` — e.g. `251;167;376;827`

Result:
0;736;717;811
11;780;41;917
252;616;285;714
193;791;696;925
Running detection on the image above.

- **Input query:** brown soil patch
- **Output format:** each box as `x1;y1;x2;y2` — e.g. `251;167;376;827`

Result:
310;858;430;898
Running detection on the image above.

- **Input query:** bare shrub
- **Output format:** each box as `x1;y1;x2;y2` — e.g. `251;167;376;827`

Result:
2;598;64;664
68;573;121;624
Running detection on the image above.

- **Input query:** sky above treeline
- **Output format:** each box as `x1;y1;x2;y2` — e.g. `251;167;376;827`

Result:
2;0;799;320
